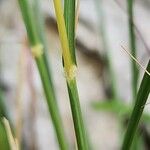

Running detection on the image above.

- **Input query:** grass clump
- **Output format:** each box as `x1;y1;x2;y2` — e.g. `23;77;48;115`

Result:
0;0;149;149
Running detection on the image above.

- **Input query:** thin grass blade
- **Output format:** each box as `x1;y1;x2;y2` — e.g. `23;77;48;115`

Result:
64;1;89;149
94;0;118;99
122;60;150;150
127;0;139;100
18;0;68;149
53;0;89;149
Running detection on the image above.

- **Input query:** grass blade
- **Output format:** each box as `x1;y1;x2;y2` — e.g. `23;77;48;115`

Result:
0;119;10;150
3;118;19;150
67;80;88;150
53;0;89;149
64;0;76;64
0;90;10;150
0;91;9;119
94;0;118;99
18;0;68;149
121;60;150;150
64;1;89;149
32;0;56;99
127;0;139;100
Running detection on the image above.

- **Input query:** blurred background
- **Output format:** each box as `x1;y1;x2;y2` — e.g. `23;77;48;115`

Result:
0;0;150;149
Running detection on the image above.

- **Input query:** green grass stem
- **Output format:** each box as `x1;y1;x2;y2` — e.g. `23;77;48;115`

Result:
0;119;10;150
94;0;118;99
18;0;68;149
64;0;77;65
127;0;139;100
0;90;9;119
121;60;150;150
53;0;89;149
32;0;57;103
64;1;89;149
0;90;10;150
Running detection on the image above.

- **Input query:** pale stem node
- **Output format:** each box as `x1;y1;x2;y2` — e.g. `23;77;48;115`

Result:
65;65;77;82
31;44;44;58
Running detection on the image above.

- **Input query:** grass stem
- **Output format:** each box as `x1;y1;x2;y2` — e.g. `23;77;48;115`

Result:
127;0;139;100
32;0;57;99
94;0;118;99
0;90;9;119
53;0;89;149
18;0;68;149
121;60;150;150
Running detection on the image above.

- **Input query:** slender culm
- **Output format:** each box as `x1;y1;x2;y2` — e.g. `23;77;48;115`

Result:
0;91;9;119
64;0;77;64
0;119;10;150
18;0;68;149
64;1;89;149
122;60;150;150
53;0;89;149
0;50;11;150
94;0;118;99
0;90;10;150
127;0;139;100
32;0;56;98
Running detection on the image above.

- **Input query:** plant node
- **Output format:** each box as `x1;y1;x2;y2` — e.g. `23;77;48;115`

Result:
31;44;44;58
66;65;77;82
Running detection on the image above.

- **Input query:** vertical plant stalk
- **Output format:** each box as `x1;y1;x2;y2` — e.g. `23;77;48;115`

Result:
127;0;139;100
3;118;19;150
0;91;9;119
64;0;77;64
0;60;11;150
0;119;10;150
0;91;11;150
122;60;150;150
15;50;25;148
53;0;89;149
94;0;118;99
32;0;57;100
18;0;68;149
0;68;10;120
